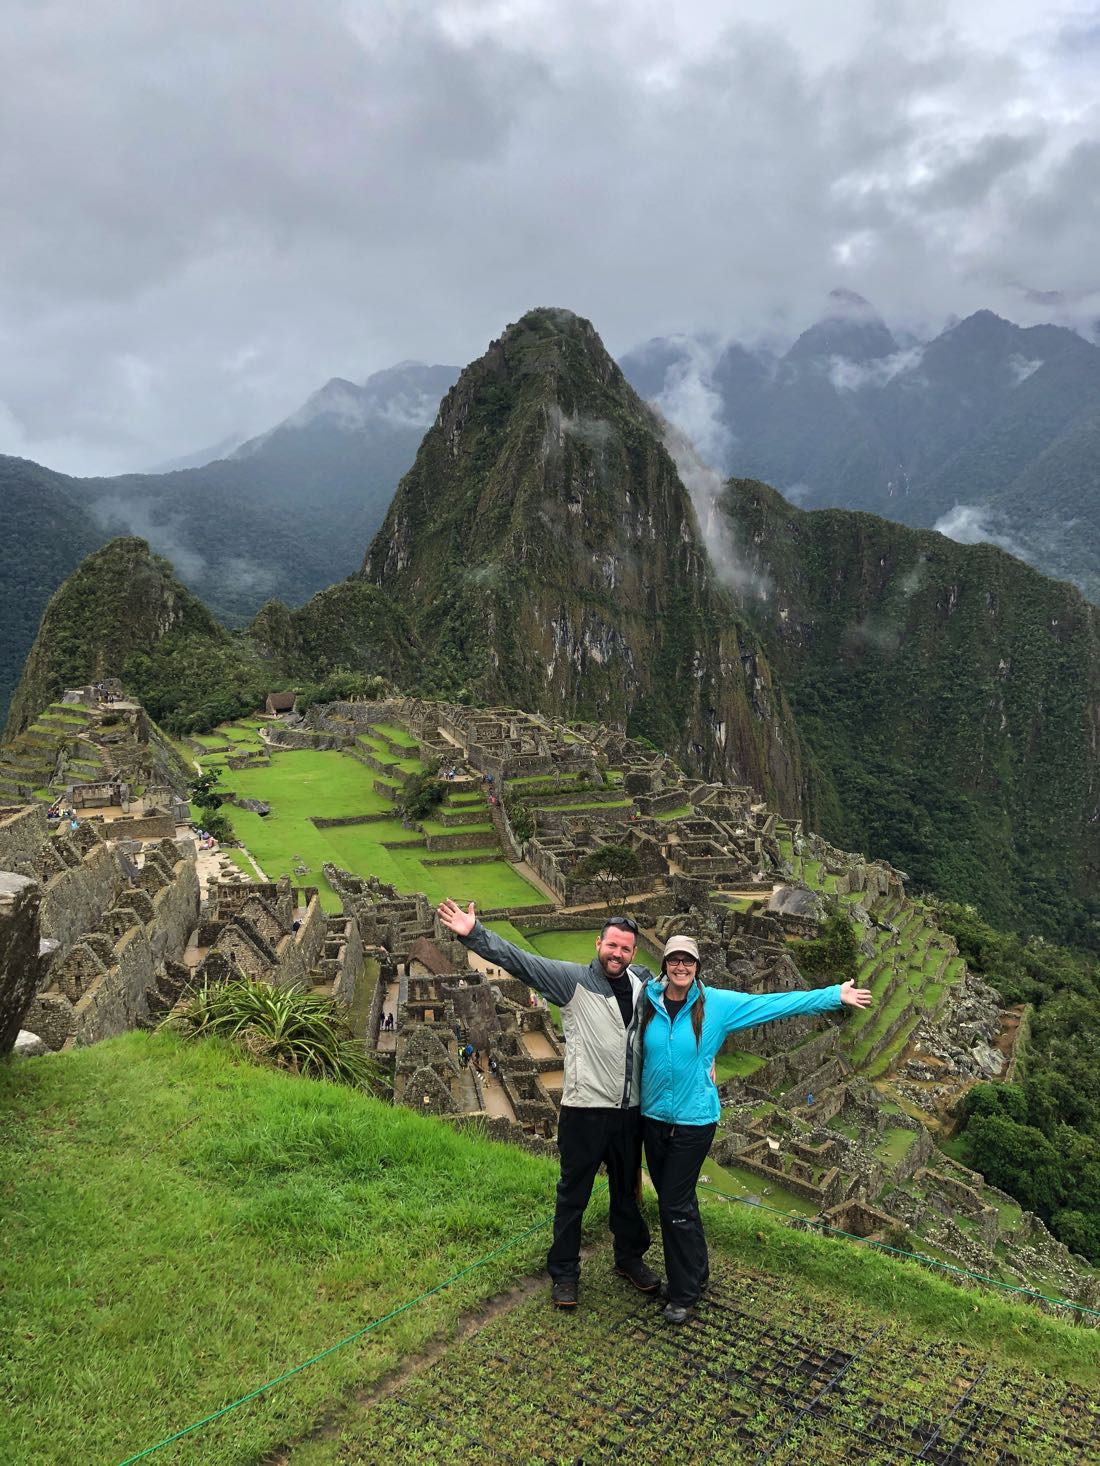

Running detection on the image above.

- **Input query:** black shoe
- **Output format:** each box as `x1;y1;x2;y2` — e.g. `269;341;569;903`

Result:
663;1302;693;1325
614;1259;662;1294
551;1279;578;1309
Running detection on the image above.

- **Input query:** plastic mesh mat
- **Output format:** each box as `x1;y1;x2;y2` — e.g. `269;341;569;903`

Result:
321;1261;1100;1463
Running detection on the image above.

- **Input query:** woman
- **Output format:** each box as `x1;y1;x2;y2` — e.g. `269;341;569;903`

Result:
640;935;872;1324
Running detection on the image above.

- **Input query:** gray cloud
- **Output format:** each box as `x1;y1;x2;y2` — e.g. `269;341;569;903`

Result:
0;0;1097;475
933;503;1029;559
658;416;772;600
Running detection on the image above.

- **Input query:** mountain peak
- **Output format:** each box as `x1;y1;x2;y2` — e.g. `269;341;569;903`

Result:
4;537;227;737
786;292;898;366
357;309;806;801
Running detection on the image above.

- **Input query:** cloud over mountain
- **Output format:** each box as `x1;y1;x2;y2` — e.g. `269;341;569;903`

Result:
0;0;1097;474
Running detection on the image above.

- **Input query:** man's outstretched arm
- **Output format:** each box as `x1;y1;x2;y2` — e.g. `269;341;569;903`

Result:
437;899;580;1005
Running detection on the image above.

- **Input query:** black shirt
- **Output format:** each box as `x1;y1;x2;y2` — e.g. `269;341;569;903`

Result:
664;996;688;1023
605;971;635;1027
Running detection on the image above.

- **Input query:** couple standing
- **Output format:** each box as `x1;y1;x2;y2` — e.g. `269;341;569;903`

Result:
436;900;871;1325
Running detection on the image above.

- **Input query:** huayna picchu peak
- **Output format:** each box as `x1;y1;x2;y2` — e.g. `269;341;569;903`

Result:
360;307;809;809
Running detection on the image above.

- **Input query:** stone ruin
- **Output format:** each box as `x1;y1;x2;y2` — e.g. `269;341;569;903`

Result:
0;803;200;1053
0;801;365;1058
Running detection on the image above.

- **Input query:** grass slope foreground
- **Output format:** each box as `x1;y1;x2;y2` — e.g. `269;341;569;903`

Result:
3;1033;1099;1465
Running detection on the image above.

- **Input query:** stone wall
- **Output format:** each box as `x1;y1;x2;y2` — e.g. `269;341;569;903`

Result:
88;813;177;841
39;841;123;961
0;806;48;870
0;873;41;1052
25;850;200;1050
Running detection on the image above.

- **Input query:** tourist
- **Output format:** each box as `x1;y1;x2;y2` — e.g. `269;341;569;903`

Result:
436;898;658;1310
639;935;872;1324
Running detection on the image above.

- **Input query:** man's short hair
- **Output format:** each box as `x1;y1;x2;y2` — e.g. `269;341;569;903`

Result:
600;916;639;941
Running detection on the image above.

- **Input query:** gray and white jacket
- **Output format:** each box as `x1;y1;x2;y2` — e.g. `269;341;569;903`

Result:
459;920;653;1109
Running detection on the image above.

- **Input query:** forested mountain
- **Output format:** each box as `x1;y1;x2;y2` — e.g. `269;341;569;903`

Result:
4;537;268;739
0;457;107;727
359;307;809;806
721;479;1100;946
0;361;457;727
622;295;1100;602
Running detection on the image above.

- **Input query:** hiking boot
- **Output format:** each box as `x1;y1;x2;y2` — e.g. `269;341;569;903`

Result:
614;1259;662;1294
551;1279;579;1309
663;1302;693;1325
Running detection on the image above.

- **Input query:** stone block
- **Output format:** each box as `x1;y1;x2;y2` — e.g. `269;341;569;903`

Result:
0;872;41;1052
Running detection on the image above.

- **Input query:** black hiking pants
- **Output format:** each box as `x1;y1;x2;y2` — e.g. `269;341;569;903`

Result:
642;1118;717;1306
548;1105;651;1281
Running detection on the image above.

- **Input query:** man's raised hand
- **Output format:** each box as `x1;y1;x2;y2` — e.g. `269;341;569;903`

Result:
839;980;873;1009
437;899;477;938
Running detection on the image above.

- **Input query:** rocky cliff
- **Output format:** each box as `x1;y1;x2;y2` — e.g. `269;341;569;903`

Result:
360;308;808;806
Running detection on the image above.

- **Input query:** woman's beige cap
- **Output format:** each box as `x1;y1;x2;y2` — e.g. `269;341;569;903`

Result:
662;935;700;962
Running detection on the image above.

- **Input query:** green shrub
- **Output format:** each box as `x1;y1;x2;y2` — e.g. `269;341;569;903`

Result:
398;771;446;820
167;979;384;1092
792;906;860;986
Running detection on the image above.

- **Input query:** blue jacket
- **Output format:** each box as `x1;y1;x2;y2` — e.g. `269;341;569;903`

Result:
639;978;844;1125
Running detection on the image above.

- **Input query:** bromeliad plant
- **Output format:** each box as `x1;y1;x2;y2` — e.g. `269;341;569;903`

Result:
166;978;385;1093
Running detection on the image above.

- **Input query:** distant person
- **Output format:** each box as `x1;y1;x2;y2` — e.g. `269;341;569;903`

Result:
437;898;658;1310
639;935;872;1324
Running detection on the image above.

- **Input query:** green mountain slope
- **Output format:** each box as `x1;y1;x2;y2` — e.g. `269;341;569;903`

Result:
360;307;808;805
722;479;1100;944
0;456;108;727
4;537;270;738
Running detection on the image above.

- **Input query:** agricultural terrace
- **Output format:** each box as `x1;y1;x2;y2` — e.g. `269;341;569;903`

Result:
196;724;549;914
4;1033;1098;1466
779;837;964;1077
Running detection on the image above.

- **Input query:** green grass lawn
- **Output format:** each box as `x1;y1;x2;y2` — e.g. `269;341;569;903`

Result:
714;1050;766;1082
3;1037;1099;1466
875;1125;918;1168
700;1155;820;1218
220;848;257;880
523;929;605;966
531;798;632;812
205;745;546;912
483;919;537;951
369;722;419;750
655;803;694;820
418;817;493;836
0;1033;560;1466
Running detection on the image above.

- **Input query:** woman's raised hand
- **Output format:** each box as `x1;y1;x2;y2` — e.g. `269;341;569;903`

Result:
839;980;873;1009
437;899;477;937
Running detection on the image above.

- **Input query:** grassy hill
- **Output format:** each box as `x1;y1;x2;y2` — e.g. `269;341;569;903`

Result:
3;1033;1098;1465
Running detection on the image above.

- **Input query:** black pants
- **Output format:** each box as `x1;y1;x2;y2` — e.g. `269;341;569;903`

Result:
548;1105;651;1281
643;1118;717;1306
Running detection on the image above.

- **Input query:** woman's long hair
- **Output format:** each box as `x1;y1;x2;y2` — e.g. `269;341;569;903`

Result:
640;969;705;1047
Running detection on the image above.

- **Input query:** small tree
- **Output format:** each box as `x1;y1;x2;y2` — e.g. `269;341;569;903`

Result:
573;843;642;908
398;771;446;822
189;771;223;809
792;905;860;987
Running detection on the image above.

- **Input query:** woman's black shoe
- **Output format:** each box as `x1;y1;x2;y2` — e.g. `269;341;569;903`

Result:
663;1302;692;1325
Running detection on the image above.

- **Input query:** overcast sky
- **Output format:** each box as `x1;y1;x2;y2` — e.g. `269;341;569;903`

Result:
2;0;1099;476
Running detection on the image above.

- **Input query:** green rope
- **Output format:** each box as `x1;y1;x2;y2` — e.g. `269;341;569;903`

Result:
698;1179;1100;1318
115;1208;556;1465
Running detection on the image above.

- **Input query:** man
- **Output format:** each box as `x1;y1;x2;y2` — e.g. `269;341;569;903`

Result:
436;898;659;1310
